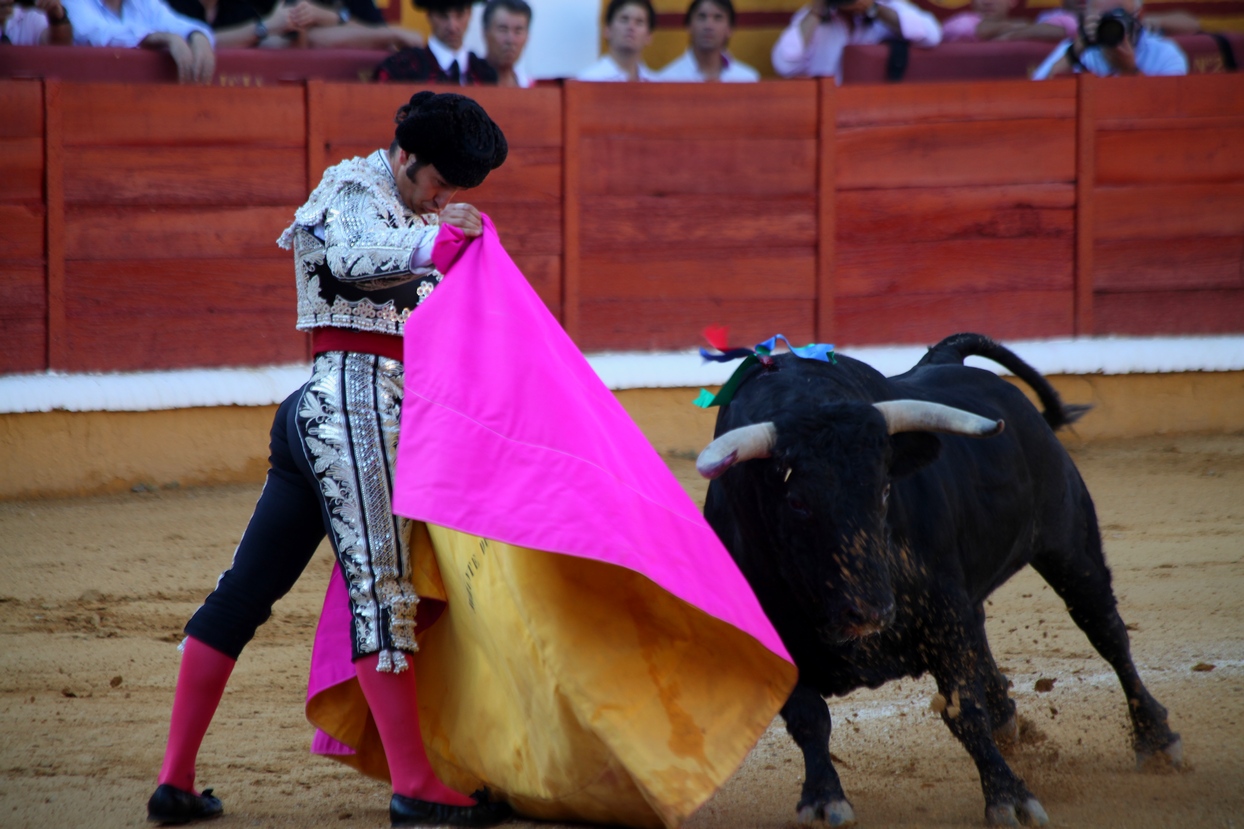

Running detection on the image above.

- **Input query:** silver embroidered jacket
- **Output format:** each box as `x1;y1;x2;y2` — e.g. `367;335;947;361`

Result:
278;150;443;336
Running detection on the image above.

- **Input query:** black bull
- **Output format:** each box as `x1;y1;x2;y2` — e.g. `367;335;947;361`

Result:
699;333;1181;827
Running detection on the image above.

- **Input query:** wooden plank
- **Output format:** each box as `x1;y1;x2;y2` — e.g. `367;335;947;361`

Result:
317;83;563;148
46;78;65;372
1096;126;1244;185
1093;74;1244;122
1094;183;1244;239
580;194;817;252
578;252;815;300
836;237;1074;296
838;79;1077;128
575;79;818;139
1076;74;1096;335
1094;237;1244;292
60;83;305;147
0;203;45;260
1095;289;1244;336
0;263;47;375
578;298;815;352
562;81;581;337
65;259;292;316
0;80;43;138
836;184;1074;244
0;137;44;202
510;253;561;318
481;201;561;255
61;312;308;372
835;291;1074;345
65;206;295;261
817;78;836;344
306;79;327;200
65;147;307;206
836;118;1076;190
579;137;817;196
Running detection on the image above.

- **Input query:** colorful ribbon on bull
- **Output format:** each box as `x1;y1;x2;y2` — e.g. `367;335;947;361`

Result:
693;327;835;409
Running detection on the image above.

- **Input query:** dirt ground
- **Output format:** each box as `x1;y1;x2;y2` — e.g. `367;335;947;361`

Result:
1;433;1242;829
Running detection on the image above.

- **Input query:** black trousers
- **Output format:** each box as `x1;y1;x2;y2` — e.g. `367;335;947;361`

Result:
185;389;328;660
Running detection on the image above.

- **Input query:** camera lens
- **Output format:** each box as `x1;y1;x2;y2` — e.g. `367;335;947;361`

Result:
1096;15;1126;47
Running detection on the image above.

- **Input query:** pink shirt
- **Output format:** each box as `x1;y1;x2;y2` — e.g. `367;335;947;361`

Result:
941;10;983;42
1036;9;1079;40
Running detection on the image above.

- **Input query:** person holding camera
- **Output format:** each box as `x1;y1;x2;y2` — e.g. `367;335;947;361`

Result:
1;0;72;44
771;0;941;83
1031;0;1186;78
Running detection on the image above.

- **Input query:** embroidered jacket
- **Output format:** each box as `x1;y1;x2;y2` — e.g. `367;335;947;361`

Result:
278;150;442;337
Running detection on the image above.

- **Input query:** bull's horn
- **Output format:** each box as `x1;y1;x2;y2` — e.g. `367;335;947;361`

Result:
873;400;1004;437
697;422;778;479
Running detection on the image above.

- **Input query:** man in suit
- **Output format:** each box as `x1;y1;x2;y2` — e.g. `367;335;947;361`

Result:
376;0;497;84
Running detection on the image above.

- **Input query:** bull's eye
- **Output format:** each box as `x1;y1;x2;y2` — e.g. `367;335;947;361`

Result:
786;494;811;517
882;484;891;506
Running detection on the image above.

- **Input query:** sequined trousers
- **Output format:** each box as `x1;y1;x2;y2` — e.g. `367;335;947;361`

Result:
185;351;420;672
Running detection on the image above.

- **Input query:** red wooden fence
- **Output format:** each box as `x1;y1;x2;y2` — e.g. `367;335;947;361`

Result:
1;75;1242;376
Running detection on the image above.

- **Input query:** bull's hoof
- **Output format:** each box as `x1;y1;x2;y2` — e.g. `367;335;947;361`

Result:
986;798;1048;828
797;798;856;827
1136;735;1183;771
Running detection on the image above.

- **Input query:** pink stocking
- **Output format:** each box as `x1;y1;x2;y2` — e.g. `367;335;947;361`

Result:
353;653;475;806
156;637;236;793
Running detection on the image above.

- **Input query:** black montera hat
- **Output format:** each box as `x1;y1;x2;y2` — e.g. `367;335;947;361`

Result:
394;92;508;189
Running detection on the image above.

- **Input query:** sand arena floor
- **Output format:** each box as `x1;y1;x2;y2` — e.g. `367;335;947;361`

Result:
0;433;1242;829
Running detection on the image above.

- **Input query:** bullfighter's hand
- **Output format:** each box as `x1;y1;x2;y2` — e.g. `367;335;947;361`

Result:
440;203;483;237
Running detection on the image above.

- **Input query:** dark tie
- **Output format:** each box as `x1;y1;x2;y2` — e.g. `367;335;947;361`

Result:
447;59;461;84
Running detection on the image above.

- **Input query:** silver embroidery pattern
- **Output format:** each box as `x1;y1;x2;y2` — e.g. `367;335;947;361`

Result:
279;151;443;338
299;352;419;672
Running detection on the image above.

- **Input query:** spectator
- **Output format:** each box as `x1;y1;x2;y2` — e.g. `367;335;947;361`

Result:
1031;0;1187;78
2;0;73;43
657;0;759;82
772;0;941;83
942;0;1068;42
577;0;656;81
375;0;495;84
483;0;531;87
62;0;215;83
1035;0;1080;41
165;0;423;50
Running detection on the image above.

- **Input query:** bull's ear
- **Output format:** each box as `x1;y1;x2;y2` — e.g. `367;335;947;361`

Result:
889;432;941;478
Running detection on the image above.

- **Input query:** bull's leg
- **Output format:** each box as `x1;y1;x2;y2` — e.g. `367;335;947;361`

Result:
974;603;1019;749
926;606;1048;827
1031;496;1181;768
781;682;856;827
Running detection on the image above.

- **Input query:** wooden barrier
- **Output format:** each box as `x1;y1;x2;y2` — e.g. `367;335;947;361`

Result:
1;75;1242;377
1086;74;1244;335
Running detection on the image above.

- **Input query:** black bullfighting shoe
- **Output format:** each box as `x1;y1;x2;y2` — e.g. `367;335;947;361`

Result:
146;784;224;825
389;789;512;827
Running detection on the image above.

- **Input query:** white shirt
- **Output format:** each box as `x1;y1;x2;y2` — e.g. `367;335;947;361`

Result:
771;1;941;83
1031;30;1188;79
4;5;50;44
576;54;658;82
426;35;474;86
63;0;212;47
656;48;760;82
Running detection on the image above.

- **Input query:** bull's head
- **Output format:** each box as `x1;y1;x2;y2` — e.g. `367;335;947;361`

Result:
699;400;1003;644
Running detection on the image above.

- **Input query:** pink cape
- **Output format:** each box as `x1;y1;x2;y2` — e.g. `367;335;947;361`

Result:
305;217;793;823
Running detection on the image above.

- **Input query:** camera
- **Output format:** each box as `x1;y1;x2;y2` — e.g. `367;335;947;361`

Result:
1081;7;1140;48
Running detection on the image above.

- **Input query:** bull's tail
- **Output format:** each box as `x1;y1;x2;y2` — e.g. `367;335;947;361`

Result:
916;332;1090;431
